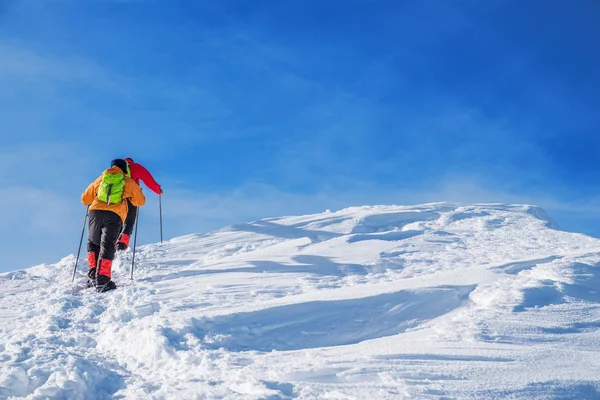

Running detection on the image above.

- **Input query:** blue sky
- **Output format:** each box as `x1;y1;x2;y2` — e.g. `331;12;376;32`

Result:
1;0;599;272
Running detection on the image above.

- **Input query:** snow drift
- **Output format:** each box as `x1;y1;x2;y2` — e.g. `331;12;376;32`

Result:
1;202;600;399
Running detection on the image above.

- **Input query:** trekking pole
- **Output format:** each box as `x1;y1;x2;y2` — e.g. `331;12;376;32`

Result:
130;207;140;280
71;206;89;282
159;194;163;243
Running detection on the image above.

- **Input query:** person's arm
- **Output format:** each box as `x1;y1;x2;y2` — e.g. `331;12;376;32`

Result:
81;176;101;205
136;164;162;194
125;178;146;207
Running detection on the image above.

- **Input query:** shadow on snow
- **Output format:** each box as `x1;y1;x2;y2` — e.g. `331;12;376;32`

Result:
182;285;475;352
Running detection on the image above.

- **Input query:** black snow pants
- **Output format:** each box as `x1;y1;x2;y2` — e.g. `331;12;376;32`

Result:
121;199;137;236
87;210;123;262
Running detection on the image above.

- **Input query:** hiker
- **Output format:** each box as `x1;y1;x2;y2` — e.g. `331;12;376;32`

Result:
116;157;162;251
81;159;146;292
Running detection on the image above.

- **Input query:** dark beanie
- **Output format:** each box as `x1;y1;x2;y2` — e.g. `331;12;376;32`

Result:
110;159;128;174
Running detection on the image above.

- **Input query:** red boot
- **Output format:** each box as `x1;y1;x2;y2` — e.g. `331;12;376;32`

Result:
117;233;130;251
96;259;116;292
86;252;97;280
98;258;113;278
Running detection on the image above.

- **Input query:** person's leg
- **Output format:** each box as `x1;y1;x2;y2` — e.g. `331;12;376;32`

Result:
86;211;102;280
97;211;123;291
117;200;137;250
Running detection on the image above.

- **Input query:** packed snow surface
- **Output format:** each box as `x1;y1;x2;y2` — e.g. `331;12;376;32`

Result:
1;203;600;399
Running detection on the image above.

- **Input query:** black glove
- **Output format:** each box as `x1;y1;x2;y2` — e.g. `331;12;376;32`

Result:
117;242;127;251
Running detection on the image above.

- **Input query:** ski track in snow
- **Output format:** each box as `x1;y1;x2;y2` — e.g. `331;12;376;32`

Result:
1;202;600;399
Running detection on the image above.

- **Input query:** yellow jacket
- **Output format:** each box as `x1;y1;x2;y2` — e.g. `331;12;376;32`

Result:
81;166;146;222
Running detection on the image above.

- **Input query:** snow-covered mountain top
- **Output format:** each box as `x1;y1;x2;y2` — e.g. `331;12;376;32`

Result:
2;203;600;399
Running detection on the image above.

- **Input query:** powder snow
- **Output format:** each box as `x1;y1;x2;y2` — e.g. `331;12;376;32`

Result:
1;203;600;399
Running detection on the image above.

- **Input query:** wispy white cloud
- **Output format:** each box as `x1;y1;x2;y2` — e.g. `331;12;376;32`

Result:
0;142;94;186
0;184;84;272
0;142;100;271
0;186;78;233
0;42;121;91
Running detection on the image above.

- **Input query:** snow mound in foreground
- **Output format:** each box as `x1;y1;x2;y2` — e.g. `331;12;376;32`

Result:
1;202;600;399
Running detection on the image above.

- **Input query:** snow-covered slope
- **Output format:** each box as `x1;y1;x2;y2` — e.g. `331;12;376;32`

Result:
2;203;600;399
